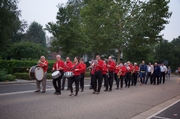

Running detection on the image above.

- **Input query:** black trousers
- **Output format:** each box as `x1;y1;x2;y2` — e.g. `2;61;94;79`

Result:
145;72;153;84
70;75;80;95
153;75;159;85
132;73;138;86
80;73;85;91
102;74;108;87
93;71;102;92
52;71;63;93
117;75;124;88
108;71;114;90
114;73;118;85
160;72;165;84
125;72;131;87
62;76;70;89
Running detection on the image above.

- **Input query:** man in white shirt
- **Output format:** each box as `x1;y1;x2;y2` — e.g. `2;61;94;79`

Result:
145;63;154;84
160;63;167;84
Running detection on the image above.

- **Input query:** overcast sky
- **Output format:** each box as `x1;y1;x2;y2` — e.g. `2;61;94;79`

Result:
18;0;180;41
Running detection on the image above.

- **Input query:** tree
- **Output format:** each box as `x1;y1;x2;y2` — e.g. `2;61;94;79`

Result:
81;0;171;62
0;0;21;53
9;41;47;60
23;21;46;46
46;1;87;57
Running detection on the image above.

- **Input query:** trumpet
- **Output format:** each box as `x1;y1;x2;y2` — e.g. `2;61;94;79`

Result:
118;69;122;78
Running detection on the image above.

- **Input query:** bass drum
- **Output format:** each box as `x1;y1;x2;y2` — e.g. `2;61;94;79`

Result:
29;66;44;81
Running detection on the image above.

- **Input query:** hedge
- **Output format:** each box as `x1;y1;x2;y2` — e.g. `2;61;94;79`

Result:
0;60;55;74
14;72;91;80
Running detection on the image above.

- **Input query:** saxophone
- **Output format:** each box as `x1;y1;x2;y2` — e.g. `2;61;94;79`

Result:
118;69;122;78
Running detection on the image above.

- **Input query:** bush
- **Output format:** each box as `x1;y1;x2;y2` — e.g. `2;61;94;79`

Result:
0;60;55;74
0;69;16;82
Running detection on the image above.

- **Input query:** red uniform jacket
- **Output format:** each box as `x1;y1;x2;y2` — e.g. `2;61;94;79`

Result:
90;64;95;75
126;65;133;72
120;66;126;76
81;63;86;74
133;65;139;74
94;59;104;71
115;66;119;74
71;63;83;76
108;61;115;72
38;60;48;73
64;61;73;72
102;64;108;75
52;60;64;71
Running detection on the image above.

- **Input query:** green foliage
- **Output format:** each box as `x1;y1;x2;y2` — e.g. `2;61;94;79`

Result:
0;68;16;82
9;41;47;60
0;0;22;53
23;21;46;46
0;60;55;74
45;1;87;57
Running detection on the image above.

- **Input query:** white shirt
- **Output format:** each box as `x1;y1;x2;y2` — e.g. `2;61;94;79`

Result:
160;65;167;72
147;65;151;72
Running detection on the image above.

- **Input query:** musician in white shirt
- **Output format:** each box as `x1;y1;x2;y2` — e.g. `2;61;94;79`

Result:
160;63;167;84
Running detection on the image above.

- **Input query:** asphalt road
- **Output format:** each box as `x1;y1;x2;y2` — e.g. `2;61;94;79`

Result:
0;76;180;119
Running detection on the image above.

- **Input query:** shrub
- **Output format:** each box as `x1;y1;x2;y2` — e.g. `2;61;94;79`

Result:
0;69;16;82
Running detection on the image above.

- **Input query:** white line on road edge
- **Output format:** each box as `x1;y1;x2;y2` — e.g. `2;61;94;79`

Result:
0;85;91;96
153;116;171;119
146;100;180;119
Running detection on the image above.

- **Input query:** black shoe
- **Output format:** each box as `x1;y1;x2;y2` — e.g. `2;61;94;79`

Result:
56;92;61;95
41;91;45;93
74;94;78;96
115;88;119;90
104;90;108;92
61;88;64;90
96;92;99;94
69;93;74;96
34;90;40;93
109;89;112;91
92;91;96;94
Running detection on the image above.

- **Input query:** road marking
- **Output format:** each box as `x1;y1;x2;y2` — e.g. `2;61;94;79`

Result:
0;85;91;96
153;116;171;119
146;100;180;119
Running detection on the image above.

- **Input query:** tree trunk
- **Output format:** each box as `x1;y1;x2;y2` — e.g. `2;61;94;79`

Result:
117;47;121;63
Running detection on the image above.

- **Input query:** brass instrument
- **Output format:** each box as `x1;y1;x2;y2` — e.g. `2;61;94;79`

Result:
118;69;122;78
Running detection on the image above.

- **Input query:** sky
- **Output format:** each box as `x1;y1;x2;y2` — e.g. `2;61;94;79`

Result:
18;0;180;41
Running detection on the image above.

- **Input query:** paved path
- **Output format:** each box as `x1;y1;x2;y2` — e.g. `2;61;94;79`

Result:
0;76;180;119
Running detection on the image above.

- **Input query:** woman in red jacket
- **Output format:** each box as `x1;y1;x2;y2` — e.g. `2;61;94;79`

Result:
69;56;83;97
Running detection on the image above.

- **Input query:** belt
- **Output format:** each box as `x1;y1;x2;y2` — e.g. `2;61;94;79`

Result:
141;71;145;73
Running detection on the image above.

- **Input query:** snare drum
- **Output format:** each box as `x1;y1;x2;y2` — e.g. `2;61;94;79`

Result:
64;71;74;78
51;71;61;79
29;66;44;81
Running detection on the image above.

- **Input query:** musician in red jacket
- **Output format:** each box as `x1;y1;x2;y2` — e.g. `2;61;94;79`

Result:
125;61;133;88
102;60;108;89
69;56;83;97
116;62;126;89
80;58;86;92
107;56;115;91
52;55;64;95
35;56;48;93
92;55;104;94
131;62;139;86
62;57;73;90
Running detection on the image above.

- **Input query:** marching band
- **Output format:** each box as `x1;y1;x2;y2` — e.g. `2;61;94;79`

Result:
32;54;168;97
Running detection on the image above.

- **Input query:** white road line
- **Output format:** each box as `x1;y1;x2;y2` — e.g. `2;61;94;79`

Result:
0;85;90;96
146;100;180;119
153;116;171;119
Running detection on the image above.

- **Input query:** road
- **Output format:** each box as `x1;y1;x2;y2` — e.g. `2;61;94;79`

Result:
0;76;180;119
